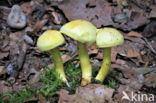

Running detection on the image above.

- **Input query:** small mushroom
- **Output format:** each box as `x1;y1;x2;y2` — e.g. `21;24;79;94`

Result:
95;28;124;82
60;20;96;86
37;30;67;83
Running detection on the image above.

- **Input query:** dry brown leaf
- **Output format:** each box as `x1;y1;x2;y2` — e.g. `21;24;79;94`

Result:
58;0;114;28
0;81;12;93
111;47;118;62
124;36;144;44
51;12;64;24
111;64;139;79
117;0;128;7
115;40;143;58
114;85;135;103
127;31;143;38
23;97;38;103
88;44;98;55
144;73;156;87
0;66;4;73
38;94;50;103
0;52;9;59
28;68;41;84
21;2;35;16
59;84;115;103
127;49;140;58
12;82;25;92
62;54;71;63
59;0;149;31
150;5;156;18
96;52;103;60
0;66;7;76
33;19;48;32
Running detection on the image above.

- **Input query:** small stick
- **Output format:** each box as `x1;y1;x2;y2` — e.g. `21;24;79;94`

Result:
143;37;156;54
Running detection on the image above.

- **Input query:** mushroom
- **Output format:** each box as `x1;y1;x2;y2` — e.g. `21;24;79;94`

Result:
95;28;124;82
37;30;67;83
60;20;96;86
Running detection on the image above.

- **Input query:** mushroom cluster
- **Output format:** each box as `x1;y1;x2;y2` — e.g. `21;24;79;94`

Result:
37;19;124;86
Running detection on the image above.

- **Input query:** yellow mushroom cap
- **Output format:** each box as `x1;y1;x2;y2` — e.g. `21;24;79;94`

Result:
60;19;96;45
96;28;124;48
37;30;65;51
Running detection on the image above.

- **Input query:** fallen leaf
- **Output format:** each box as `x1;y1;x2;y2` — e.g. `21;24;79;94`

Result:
33;19;48;32
144;73;156;88
24;97;38;103
59;90;75;103
0;81;12;93
88;44;98;55
127;31;143;38
114;85;136;103
59;0;149;31
51;12;65;24
111;64;139;79
28;68;41;84
115;40;143;58
111;47;118;62
117;0;128;7
0;52;9;59
12;82;25;92
38;94;50;103
115;59;127;65
133;66;156;88
149;5;156;18
96;52;103;60
62;54;72;63
59;84;115;103
58;0;114;28
21;2;35;16
124;36;144;44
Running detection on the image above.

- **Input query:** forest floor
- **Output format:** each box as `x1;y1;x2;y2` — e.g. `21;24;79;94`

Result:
0;0;156;103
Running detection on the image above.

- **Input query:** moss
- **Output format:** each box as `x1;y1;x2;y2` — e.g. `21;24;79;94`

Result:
0;60;119;103
107;79;119;89
37;60;81;102
0;60;81;103
0;88;35;103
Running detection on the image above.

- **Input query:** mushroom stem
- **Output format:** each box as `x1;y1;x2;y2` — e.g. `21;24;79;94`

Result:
77;41;92;86
50;48;67;82
95;47;111;82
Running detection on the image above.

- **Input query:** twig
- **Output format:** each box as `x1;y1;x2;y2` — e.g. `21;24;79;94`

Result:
143;37;156;54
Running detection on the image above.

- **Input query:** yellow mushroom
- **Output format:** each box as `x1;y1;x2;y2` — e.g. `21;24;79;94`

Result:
95;28;124;82
60;20;96;86
37;30;67;83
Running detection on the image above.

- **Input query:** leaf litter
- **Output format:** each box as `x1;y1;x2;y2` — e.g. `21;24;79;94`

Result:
0;0;156;102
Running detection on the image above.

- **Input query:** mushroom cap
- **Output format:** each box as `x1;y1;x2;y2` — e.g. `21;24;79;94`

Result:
96;28;124;48
37;30;65;51
60;19;96;45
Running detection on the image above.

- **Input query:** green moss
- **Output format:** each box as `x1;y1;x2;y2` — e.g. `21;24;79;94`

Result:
107;79;119;89
64;61;81;93
0;60;81;103
0;88;35;103
37;60;81;102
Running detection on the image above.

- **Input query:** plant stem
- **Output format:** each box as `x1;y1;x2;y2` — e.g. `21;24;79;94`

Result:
50;48;67;82
77;42;92;86
95;47;111;82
